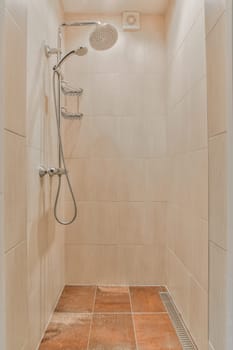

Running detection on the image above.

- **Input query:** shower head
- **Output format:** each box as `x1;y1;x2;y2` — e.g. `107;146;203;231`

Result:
89;23;118;51
60;20;118;51
75;46;88;56
53;47;88;71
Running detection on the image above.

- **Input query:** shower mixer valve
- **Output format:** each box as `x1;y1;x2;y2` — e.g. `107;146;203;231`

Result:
39;166;66;177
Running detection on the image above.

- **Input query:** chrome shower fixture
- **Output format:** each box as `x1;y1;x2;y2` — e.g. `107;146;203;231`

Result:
60;20;102;27
44;45;61;58
61;107;83;120
53;47;88;71
89;23;118;51
61;81;83;96
61;21;118;51
42;19;118;226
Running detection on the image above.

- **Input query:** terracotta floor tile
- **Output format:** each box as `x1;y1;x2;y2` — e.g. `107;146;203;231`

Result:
89;314;136;350
94;286;131;312
134;314;182;350
130;287;166;313
39;313;91;350
160;286;168;292
55;286;96;313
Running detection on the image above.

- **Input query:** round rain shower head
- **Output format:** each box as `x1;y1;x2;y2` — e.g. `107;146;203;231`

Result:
89;23;118;51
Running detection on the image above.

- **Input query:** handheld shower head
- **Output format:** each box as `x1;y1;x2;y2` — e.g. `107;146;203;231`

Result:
89;23;118;51
53;47;88;71
75;46;88;56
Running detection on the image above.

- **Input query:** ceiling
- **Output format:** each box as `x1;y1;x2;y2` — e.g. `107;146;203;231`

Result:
62;0;170;15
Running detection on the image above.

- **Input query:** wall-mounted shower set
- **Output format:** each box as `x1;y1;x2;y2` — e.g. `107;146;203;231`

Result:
39;21;118;225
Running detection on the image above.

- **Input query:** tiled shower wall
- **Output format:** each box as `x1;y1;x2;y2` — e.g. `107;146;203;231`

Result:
26;1;65;349
165;1;208;349
63;14;168;285
0;1;5;349
3;0;65;349
3;0;28;349
205;0;232;349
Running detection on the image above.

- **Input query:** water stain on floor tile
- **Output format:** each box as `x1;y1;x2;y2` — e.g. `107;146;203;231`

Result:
55;286;96;313
130;287;166;313
134;314;182;350
39;313;91;350
94;286;131;313
89;314;136;350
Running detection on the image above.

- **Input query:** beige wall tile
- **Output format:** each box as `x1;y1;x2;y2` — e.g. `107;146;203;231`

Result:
168;154;189;206
209;242;227;350
66;158;119;201
207;12;227;136
65;201;118;245
145;202;167;246
118;159;146;201
166;204;182;253
145;158;170;201
190;218;208;291
23;1;65;350
5;242;28;350
188;149;208;220
117;202;146;245
205;0;226;34
167;98;188;155
143;73;166;116
189;278;208;350
166;0;204;59
187;78;208;151
115;245;166;285
166;249;190;326
28;288;41;350
66;244;165;285
209;133;227;249
66;245;118;285
166;3;208;347
63;117;119;159
4;131;26;251
3;10;26;135
5;0;27;32
167;10;206;107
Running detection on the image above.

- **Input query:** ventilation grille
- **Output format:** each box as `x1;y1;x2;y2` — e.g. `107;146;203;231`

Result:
160;292;198;350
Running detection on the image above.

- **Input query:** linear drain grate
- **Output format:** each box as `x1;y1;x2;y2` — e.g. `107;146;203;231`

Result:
160;292;198;350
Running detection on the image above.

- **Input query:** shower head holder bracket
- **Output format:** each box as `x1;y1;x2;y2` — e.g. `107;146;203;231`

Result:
45;45;61;58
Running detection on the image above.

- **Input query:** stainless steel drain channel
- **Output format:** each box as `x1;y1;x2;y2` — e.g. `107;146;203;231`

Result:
160;292;198;350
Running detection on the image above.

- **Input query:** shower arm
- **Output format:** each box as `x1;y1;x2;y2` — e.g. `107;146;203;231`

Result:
60;21;101;28
56;20;101;61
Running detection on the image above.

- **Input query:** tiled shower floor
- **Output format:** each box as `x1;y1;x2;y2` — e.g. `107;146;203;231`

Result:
39;286;182;350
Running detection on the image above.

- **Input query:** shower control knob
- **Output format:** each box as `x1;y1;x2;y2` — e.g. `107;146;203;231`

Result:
47;167;66;176
48;167;59;176
39;166;48;177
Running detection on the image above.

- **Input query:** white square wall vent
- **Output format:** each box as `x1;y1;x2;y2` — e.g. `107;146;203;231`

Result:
122;12;141;31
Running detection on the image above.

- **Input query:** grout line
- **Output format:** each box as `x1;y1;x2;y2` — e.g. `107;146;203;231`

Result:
167;6;204;63
128;287;139;350
51;311;169;315
205;8;226;37
208;130;227;140
93;311;168;315
209;239;227;252
4;127;26;138
86;286;97;350
65;283;168;287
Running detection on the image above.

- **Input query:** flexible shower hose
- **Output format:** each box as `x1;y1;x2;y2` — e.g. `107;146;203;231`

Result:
52;70;78;225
